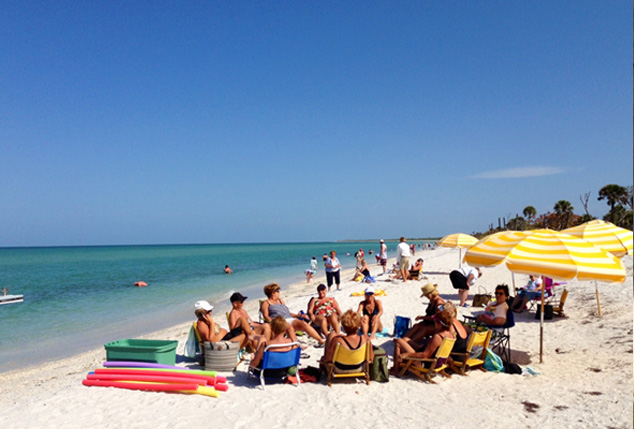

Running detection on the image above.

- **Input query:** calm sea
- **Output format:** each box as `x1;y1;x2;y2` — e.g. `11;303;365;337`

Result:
0;241;430;372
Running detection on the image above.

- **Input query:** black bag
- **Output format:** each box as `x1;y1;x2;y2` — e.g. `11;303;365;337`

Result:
370;346;389;382
535;304;553;320
503;361;522;375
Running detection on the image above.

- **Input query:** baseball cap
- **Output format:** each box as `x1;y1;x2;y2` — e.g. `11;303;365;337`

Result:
230;292;247;303
194;300;213;312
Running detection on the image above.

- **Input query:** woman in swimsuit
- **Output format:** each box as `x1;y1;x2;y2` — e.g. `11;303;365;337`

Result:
320;310;374;368
194;300;249;353
357;286;384;340
403;283;446;343
309;284;343;335
261;283;325;346
390;306;456;375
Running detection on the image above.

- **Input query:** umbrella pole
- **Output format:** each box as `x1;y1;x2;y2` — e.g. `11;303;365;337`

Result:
595;281;602;317
512;273;516;294
459;249;462;268
539;275;545;364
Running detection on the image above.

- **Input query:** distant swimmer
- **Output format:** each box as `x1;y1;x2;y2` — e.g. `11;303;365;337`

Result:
224;265;234;274
134;281;148;287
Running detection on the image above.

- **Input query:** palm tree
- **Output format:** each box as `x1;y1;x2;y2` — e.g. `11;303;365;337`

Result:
523;206;537;227
598;184;628;223
553;200;574;230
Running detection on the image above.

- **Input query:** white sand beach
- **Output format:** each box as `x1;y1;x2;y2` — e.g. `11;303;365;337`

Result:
1;247;632;429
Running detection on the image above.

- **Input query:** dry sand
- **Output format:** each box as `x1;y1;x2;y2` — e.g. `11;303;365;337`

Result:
1;247;632;429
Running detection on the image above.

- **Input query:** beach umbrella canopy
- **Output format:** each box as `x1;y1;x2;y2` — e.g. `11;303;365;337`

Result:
438;233;478;267
463;229;626;362
563;220;633;258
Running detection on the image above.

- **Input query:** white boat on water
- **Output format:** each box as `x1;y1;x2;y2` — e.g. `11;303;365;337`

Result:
1;287;23;305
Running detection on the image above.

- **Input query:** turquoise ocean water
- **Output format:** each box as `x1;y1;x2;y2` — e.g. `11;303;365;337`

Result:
0;241;430;372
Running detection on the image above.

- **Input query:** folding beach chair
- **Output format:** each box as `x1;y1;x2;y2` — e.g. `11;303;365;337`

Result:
249;342;301;390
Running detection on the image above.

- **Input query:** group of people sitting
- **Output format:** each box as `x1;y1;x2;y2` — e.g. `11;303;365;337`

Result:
193;279;513;381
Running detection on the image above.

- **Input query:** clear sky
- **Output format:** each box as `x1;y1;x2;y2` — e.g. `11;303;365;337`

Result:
1;2;632;247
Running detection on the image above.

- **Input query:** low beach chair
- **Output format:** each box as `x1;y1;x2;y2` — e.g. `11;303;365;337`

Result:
321;342;371;387
397;337;455;383
552;289;568;317
249;342;301;389
449;330;492;375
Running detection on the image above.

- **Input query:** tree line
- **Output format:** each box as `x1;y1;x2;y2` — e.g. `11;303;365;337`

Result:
475;184;633;237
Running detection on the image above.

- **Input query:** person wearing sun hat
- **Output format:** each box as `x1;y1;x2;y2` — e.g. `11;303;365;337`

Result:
400;283;447;343
357;285;384;340
228;292;271;343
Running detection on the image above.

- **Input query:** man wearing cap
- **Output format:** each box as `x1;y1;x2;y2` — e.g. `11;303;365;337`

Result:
357;286;384;340
396;237;411;282
228;292;271;342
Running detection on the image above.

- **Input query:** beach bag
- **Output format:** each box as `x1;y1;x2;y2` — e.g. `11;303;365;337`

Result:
370;346;389;382
472;286;492;307
204;341;240;372
364;275;375;283
534;304;553;320
184;325;199;358
483;348;504;372
393;316;412;338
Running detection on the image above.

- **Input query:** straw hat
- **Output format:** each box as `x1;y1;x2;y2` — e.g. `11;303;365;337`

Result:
420;283;437;297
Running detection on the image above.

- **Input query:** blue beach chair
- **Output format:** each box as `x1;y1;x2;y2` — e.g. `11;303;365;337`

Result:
249;342;301;389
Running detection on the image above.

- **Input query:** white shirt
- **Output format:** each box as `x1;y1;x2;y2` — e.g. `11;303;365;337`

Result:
380;243;387;259
459;266;479;286
396;242;411;260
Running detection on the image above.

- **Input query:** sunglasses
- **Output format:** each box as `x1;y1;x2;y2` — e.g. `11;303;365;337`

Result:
495;292;505;296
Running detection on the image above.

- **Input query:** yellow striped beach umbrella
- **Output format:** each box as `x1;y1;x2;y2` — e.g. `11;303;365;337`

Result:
463;229;626;362
438;233;478;267
563;220;633;258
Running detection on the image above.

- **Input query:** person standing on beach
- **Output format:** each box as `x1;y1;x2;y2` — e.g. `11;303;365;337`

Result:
450;265;482;307
305;256;318;283
324;250;341;292
396;237;411;283
379;239;388;274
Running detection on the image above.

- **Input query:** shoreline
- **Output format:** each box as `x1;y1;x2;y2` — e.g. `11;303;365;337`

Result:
1;248;631;428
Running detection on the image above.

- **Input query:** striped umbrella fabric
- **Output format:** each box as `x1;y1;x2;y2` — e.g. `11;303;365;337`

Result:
563;220;633;258
438;233;478;249
463;228;626;363
464;229;625;284
438;233;478;267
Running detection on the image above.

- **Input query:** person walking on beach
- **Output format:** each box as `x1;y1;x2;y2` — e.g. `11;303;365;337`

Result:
379;239;388;274
396;237;411;283
305;256;318;283
324;250;341;292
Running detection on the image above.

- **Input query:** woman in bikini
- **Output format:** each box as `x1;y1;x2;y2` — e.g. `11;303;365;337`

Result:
320;310;374;368
261;283;325;346
357;286;384;340
309;284;342;335
390;306;456;375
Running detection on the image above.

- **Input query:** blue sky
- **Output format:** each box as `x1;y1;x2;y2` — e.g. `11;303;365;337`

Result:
1;2;632;247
